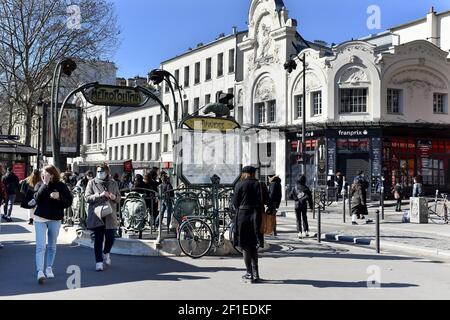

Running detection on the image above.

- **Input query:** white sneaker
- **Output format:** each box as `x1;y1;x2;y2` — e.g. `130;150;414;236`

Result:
96;262;104;271
37;271;46;284
46;267;55;279
103;253;111;266
305;231;310;238
298;232;303;239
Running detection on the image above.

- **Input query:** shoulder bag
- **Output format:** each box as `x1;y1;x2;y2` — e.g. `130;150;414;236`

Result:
260;182;276;235
93;181;114;219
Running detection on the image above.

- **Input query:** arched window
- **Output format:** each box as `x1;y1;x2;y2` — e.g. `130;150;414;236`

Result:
86;118;92;145
254;76;276;125
98;116;103;143
93;117;98;144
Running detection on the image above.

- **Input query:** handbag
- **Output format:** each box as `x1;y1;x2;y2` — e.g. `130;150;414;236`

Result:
259;182;276;235
93;181;114;219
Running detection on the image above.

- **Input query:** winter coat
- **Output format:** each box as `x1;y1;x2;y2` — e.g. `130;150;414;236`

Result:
20;180;43;209
393;184;403;199
160;181;174;200
233;178;268;248
289;183;313;211
412;183;423;197
34;181;73;221
2;172;19;195
85;177;121;230
351;185;368;216
0;182;6;204
268;177;282;209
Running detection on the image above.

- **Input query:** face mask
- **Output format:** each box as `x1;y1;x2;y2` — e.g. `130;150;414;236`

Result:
97;172;107;180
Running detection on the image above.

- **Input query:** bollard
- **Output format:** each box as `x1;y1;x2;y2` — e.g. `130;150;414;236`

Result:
381;187;385;220
376;209;380;254
317;193;322;243
348;185;351;220
434;189;439;214
343;190;346;223
312;188;316;220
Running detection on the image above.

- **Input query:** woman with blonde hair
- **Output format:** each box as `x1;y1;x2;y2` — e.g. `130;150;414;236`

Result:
34;165;73;284
20;169;43;225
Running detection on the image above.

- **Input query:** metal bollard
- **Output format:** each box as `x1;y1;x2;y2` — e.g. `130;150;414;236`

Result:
381;187;385;220
348;185;351;220
317;194;322;243
343;190;346;223
376;209;380;254
312;188;316;220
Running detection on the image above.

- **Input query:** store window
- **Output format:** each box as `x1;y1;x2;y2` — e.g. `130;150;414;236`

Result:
383;138;416;188
337;138;369;153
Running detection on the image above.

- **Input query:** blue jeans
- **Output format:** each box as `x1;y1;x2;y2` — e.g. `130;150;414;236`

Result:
156;199;173;228
35;220;61;272
3;194;16;217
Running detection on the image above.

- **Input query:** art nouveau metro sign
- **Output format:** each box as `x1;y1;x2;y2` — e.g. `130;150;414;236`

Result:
82;84;149;107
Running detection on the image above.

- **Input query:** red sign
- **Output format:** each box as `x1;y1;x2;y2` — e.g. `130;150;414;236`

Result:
13;163;26;181
123;160;133;173
163;162;173;169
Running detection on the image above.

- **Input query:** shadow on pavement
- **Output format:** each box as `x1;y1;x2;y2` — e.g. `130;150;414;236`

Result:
0;243;243;297
257;279;419;288
0;225;32;235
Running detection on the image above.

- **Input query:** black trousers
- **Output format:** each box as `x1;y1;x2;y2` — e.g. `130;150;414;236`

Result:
93;226;115;263
242;246;258;273
396;198;402;211
295;206;309;233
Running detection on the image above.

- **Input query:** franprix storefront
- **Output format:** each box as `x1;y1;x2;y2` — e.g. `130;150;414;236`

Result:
287;125;450;198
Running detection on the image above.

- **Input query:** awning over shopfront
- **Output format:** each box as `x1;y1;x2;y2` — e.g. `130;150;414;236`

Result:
0;139;38;155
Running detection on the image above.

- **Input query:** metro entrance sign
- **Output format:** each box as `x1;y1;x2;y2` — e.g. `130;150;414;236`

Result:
82;84;149;107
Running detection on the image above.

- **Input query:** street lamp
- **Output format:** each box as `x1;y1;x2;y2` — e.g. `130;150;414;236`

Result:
35;100;46;169
285;39;311;177
51;58;77;171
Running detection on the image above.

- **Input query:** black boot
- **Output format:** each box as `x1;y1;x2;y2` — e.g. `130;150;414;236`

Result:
242;271;253;282
252;265;260;283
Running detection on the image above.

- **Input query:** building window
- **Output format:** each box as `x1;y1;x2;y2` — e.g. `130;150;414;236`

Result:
156;114;161;131
387;89;402;114
206;58;212;80
120;146;124;160
340;88;368;113
127;120;132;135
205;94;211;105
115;123;119;137
183;100;189;118
163;134;169;153
141;117;146;133
149;116;153;132
312;91;322;116
256;102;266;124
194;98;200;113
108;147;112;161
174;69;180;88
134;119;138;134
155;142;161;160
184;66;190;88
237;106;243;124
127;145;131;159
133;144;137;161
164;105;170;122
434;93;447;114
109;124;113;138
295;95;303;119
114;146;118;160
268;100;276;123
217;53;224;77
140;143;145;161
195;62;200;84
228;49;235;73
147;143;152;161
121;122;125;136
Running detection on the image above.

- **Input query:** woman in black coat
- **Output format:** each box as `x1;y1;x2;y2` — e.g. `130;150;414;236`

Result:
233;166;269;283
350;180;368;225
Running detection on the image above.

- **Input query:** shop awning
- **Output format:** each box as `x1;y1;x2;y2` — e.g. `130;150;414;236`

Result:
0;139;38;156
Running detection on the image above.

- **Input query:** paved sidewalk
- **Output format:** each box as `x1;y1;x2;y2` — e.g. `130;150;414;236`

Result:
275;200;450;260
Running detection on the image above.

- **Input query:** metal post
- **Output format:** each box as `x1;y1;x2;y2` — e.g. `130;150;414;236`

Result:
434;189;439;213
381;186;385;220
37;116;42;169
343;188;346;223
285;185;288;207
312;188;316;220
348;185;352;220
301;54;307;177
317;191;321;243
376;209;380;254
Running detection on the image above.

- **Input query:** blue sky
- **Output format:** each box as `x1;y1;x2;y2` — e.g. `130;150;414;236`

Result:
112;0;450;78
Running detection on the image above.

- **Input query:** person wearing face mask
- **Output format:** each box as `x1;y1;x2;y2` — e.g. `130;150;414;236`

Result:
33;165;73;285
85;163;121;272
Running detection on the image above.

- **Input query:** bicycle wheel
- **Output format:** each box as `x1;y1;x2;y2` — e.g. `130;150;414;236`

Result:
178;218;213;259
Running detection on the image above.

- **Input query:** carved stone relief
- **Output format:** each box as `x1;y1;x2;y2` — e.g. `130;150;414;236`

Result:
254;77;276;102
294;72;322;92
339;67;369;85
390;68;447;99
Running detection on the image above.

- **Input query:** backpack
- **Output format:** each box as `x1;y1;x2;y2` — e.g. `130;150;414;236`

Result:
121;192;148;231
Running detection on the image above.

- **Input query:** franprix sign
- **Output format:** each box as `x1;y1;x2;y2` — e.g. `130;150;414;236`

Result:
82;85;148;107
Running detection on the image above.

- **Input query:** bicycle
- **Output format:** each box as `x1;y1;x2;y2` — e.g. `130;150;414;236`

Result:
428;191;449;224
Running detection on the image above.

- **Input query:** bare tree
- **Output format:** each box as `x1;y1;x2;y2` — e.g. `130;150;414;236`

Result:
0;0;120;144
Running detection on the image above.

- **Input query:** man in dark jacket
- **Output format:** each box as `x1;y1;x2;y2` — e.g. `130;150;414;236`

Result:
156;172;174;231
289;175;313;238
2;167;20;222
233;166;269;283
268;175;282;236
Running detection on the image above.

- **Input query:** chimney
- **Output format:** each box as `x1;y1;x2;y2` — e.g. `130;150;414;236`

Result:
232;26;237;35
427;6;438;46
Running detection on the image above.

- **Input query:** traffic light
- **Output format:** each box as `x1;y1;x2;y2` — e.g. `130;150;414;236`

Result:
61;59;77;77
284;59;297;74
